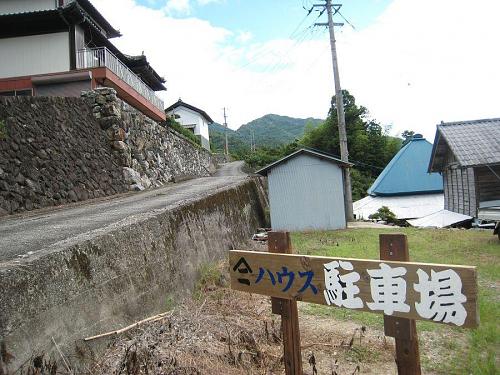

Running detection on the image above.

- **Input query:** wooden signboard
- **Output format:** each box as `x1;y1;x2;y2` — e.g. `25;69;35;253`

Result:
230;249;478;328
230;233;479;375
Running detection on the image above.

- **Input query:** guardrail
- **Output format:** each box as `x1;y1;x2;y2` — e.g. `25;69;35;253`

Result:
76;47;164;112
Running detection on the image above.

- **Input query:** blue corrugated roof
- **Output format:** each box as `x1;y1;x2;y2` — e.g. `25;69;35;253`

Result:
368;136;443;196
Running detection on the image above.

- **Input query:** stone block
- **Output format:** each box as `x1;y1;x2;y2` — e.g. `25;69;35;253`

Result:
112;140;127;151
122;167;142;185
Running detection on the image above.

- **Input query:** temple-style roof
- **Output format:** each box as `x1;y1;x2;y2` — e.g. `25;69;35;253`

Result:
73;0;121;38
368;135;443;196
0;1;120;39
166;99;214;123
123;54;167;91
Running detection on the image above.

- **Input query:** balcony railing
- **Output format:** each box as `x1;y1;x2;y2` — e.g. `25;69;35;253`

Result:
76;47;164;112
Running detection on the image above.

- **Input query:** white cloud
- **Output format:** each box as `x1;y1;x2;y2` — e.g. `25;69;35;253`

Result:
197;0;223;5
163;0;190;14
236;31;253;44
92;0;500;141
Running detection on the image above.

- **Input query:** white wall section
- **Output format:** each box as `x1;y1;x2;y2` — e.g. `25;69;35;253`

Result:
0;32;70;79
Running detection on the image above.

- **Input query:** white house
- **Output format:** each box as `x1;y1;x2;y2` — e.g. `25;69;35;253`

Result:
166;99;213;151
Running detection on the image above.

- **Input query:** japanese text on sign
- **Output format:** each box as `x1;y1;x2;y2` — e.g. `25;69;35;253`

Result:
229;251;478;328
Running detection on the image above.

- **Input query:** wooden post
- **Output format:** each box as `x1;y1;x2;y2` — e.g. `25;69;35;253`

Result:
380;234;421;375
268;231;303;375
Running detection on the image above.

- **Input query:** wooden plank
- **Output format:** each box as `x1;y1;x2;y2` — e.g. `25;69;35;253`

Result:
380;234;421;375
229;250;479;328
267;232;302;375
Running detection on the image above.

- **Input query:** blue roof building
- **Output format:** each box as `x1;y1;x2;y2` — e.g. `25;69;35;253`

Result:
368;135;443;196
354;135;444;220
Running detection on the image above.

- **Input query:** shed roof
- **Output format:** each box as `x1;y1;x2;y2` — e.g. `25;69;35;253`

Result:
367;135;443;196
165;99;214;123
428;118;500;172
256;148;352;176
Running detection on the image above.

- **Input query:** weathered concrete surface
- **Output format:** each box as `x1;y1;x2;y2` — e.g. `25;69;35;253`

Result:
213;160;245;177
0;174;244;262
0;175;266;371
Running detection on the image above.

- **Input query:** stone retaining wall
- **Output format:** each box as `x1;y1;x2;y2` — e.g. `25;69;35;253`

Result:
0;96;128;215
82;88;215;191
0;93;215;215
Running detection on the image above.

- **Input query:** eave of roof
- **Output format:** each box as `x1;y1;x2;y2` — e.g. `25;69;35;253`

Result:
428;117;500;172
165;100;214;123
123;54;166;91
0;1;121;39
256;148;352;176
0;9;67;38
75;0;121;38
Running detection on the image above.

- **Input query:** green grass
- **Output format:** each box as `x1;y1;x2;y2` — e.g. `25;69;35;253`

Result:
193;262;226;300
292;227;499;374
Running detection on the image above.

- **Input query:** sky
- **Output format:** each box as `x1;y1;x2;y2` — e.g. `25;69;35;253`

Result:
92;0;500;140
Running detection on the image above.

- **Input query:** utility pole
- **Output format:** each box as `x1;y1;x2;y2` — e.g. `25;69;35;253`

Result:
314;0;354;221
223;107;229;156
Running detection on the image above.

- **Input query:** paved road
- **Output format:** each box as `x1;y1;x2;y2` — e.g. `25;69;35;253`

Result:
213;160;246;177
0;162;247;262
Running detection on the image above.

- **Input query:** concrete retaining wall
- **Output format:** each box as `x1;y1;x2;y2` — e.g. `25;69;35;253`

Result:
0;178;266;371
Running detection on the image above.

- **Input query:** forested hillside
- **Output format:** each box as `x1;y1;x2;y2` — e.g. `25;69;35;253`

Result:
209;114;322;154
215;91;403;201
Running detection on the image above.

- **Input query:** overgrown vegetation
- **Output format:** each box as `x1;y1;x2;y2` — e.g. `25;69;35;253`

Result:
164;115;202;147
293;227;499;375
193;262;226;300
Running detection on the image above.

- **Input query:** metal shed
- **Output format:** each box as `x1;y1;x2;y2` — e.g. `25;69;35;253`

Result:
257;148;351;231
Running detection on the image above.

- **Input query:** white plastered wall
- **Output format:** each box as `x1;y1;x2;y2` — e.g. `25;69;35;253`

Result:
168;106;210;141
0;33;70;79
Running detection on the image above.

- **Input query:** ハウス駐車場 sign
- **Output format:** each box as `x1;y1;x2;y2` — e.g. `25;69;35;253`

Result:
229;250;478;328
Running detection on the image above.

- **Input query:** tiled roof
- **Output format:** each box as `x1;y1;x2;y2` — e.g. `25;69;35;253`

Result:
429;118;500;171
165;99;214;123
368;136;443;196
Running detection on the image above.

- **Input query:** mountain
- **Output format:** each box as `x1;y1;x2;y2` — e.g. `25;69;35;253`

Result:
237;114;323;147
209;114;323;153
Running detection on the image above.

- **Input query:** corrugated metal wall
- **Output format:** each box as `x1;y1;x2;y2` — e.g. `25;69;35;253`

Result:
268;154;346;231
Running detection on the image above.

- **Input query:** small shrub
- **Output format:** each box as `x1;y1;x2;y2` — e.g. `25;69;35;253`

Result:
194;262;226;300
164;116;201;147
369;206;397;224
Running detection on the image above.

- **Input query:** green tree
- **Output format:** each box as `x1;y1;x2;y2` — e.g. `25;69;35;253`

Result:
401;130;415;146
300;90;401;201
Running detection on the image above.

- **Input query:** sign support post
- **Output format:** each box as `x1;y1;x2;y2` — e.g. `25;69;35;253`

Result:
268;231;303;375
380;234;421;375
